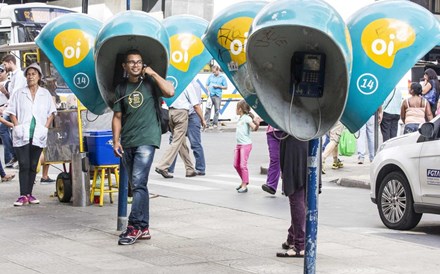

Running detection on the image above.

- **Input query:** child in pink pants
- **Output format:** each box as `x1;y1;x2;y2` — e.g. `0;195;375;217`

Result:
233;100;260;193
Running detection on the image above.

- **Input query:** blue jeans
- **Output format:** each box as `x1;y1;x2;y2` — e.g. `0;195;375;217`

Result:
122;145;155;229
169;113;206;173
0;114;15;163
204;95;221;126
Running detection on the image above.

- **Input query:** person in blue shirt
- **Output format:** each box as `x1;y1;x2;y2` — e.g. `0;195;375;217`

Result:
204;65;227;128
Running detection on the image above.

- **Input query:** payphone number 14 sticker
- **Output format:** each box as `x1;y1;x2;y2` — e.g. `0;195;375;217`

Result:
356;73;378;95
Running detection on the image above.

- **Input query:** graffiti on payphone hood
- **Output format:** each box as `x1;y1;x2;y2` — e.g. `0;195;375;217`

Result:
217;16;253;71
361;19;415;69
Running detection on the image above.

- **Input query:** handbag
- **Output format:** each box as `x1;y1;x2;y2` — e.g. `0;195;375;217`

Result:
423;81;438;105
338;129;357;156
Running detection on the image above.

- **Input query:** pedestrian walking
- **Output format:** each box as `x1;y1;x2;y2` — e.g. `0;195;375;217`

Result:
233;100;260;193
168;80;207;176
204;65;227;128
261;125;282;195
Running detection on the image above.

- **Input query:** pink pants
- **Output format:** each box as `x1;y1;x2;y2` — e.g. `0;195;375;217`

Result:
233;144;252;184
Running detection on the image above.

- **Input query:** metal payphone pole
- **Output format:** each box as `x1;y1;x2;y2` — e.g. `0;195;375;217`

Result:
304;138;320;273
117;0;131;231
117;164;128;231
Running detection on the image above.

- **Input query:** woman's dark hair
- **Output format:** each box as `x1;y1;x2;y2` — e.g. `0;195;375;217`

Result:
411;82;422;96
424;68;440;94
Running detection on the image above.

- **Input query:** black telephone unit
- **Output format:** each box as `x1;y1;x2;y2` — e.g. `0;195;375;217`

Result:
290;52;326;97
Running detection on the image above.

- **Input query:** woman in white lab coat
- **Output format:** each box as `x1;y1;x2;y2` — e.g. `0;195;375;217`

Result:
6;63;56;206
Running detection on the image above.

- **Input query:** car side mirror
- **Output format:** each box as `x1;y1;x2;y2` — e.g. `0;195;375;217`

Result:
419;122;435;138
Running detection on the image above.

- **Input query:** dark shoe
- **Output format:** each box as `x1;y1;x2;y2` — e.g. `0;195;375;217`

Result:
281;241;294;250
40;177;55;184
261;184;276;195
139;227;151;240
186;171;197;177
5;158;17;168
195;170;205;176
118;225;141;245
155;168;173;179
236;185;242;190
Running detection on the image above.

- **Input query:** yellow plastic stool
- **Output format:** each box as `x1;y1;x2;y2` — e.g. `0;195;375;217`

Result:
90;165;119;206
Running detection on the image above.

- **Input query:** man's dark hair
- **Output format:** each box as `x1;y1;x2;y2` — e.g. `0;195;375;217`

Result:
124;49;142;62
2;54;16;65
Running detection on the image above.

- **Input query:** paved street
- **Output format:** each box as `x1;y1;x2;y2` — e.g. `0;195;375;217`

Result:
0;126;440;273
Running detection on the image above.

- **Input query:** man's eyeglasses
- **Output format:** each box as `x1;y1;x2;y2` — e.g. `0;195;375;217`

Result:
126;60;143;66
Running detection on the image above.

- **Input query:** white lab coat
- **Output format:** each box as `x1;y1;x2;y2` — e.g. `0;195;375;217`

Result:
5;86;56;148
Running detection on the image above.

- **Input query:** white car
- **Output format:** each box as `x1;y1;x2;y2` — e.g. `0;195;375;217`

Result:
370;115;440;230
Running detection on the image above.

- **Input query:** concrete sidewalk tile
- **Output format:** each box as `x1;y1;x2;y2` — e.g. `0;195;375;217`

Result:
217;257;303;273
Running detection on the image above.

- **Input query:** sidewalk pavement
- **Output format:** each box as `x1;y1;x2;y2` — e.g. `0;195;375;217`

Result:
1;127;436;273
3;172;440;274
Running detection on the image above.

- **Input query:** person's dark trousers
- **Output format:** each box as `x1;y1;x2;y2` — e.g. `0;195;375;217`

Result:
15;142;42;196
0;115;16;164
187;113;205;173
266;131;281;190
287;186;306;251
380;112;400;142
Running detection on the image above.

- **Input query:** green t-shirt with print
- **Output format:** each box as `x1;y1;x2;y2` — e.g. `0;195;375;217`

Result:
113;80;161;148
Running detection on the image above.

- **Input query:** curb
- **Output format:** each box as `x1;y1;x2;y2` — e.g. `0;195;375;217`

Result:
261;165;370;190
337;178;370;189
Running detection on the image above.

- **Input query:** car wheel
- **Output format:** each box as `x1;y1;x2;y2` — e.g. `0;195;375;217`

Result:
377;171;422;230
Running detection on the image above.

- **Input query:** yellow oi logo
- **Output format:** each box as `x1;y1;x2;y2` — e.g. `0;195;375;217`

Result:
361;18;415;69
217;17;253;67
170;33;204;72
53;29;90;68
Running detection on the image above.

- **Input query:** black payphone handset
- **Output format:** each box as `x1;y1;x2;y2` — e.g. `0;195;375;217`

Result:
290;52;326;97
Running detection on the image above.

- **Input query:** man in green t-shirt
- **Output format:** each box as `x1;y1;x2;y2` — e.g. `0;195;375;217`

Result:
112;49;174;245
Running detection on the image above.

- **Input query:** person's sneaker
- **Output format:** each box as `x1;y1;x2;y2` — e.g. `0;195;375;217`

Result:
335;159;344;168
139;227;151;240
5;158;17;168
195;170;205;176
261;184;276;195
27;194;40;204
40;177;55;184
237;187;248;193
118;225;141;245
14;195;28;206
155;167;173;179
358;159;364;164
185;171;197;177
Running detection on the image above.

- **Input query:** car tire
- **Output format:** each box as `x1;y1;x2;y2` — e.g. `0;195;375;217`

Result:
377;171;422;230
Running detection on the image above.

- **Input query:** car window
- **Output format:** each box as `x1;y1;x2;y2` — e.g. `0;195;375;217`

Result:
417;115;440;143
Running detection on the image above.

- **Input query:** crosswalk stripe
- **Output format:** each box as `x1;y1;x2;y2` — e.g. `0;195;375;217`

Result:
149;179;215;191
